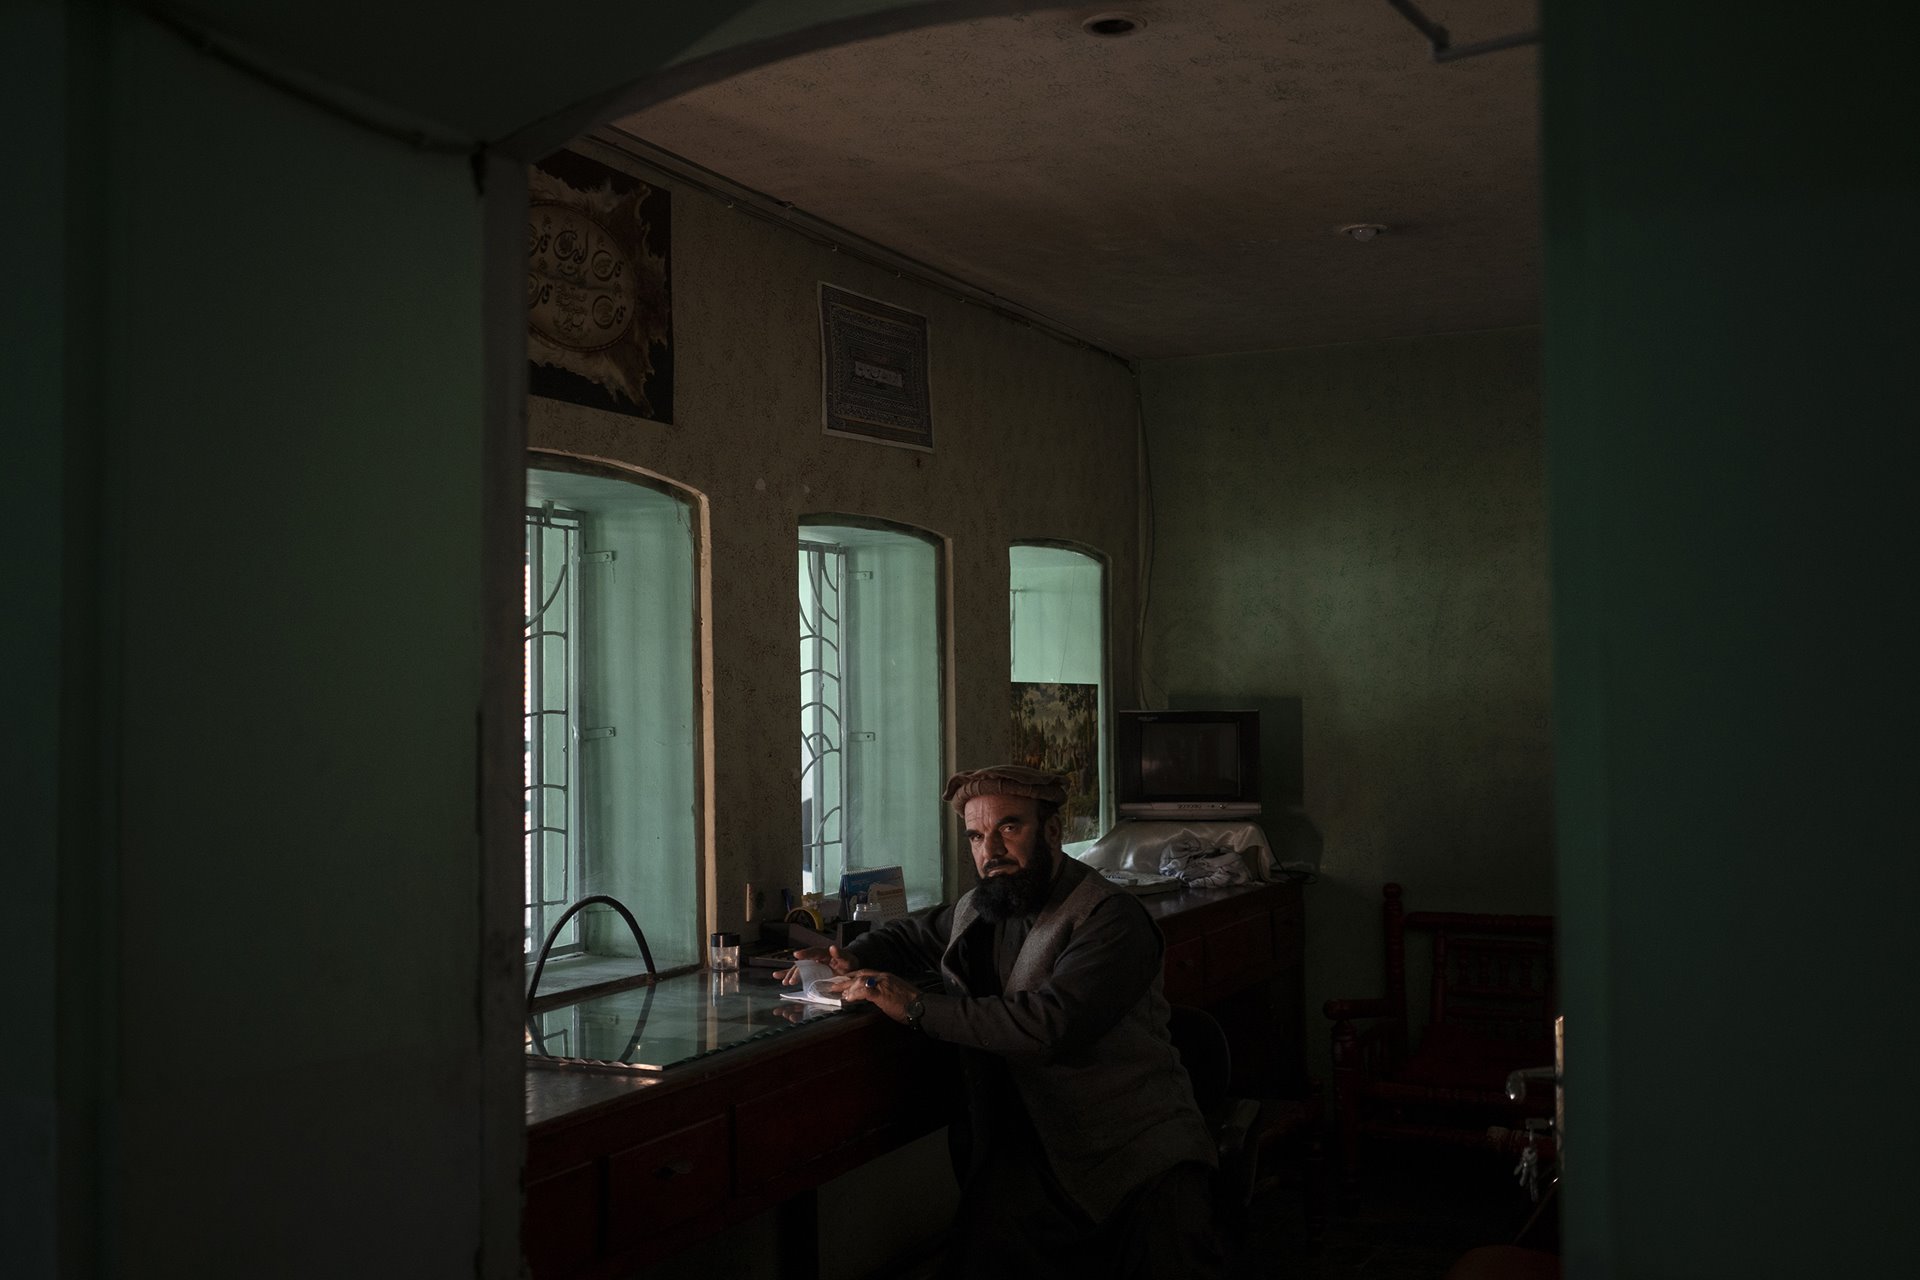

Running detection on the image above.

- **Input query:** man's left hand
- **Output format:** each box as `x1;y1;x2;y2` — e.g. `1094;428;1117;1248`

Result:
834;969;920;1024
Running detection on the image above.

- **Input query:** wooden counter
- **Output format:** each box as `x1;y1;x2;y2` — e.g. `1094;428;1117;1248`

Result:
523;877;1304;1277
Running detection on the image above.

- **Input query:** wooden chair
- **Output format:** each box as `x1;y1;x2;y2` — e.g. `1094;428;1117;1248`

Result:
1323;884;1556;1185
1168;1005;1328;1250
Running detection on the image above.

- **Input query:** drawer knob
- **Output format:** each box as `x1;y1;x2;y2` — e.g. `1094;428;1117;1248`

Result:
656;1158;694;1180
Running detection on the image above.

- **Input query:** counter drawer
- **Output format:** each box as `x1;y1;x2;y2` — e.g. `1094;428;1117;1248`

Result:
734;1040;917;1192
604;1115;730;1250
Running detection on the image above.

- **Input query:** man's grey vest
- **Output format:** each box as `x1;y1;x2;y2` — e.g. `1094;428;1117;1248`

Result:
942;855;1216;1223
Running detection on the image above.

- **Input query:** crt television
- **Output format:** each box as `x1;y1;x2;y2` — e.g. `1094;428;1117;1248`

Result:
1115;709;1260;820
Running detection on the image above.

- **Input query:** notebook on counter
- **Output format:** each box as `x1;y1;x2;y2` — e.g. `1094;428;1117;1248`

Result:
778;959;846;1008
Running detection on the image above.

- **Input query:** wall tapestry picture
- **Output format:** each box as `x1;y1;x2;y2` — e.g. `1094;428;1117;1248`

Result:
1011;681;1101;844
528;149;672;422
819;284;932;451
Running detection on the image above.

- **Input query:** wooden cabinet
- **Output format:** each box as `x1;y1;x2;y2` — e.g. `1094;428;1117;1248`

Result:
1146;879;1306;1096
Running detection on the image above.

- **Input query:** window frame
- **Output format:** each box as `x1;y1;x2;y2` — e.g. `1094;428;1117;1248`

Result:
1008;539;1113;841
798;515;951;905
524;449;711;980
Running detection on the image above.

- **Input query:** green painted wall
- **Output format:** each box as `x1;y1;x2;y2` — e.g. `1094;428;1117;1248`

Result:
1546;3;1916;1273
99;13;494;1275
2;3;85;1273
12;5;1027;1275
1138;328;1553;1076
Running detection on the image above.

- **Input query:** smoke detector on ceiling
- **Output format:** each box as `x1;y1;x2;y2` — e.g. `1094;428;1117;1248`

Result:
1340;223;1389;242
1082;13;1144;37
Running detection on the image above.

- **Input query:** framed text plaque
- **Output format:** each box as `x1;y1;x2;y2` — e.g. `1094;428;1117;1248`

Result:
819;283;932;451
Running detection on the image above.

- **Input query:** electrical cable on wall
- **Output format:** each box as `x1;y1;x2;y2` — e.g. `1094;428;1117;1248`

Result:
1383;0;1540;62
141;5;479;153
1131;368;1158;710
594;126;1129;370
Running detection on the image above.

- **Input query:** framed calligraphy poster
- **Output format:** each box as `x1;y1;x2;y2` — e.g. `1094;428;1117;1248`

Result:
819;284;932;451
527;149;672;422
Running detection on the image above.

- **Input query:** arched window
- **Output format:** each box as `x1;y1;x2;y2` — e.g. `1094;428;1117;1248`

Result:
526;458;703;983
799;519;945;907
1009;543;1109;852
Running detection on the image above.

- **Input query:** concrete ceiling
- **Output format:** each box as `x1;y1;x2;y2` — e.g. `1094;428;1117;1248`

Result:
617;0;1540;360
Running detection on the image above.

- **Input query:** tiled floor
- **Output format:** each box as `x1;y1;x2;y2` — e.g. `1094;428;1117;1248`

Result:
1231;1146;1551;1279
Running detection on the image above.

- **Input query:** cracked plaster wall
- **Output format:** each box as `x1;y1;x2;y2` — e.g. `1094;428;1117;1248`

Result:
531;155;1140;933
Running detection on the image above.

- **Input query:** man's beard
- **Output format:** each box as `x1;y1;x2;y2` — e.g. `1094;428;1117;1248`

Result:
973;850;1055;923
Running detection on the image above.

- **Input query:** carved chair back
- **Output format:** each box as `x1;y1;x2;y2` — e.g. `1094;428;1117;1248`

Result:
1382;883;1556;1058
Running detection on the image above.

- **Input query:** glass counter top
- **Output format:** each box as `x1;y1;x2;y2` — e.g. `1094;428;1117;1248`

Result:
524;969;850;1072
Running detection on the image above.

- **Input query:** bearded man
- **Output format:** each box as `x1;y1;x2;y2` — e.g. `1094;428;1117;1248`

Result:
781;764;1219;1278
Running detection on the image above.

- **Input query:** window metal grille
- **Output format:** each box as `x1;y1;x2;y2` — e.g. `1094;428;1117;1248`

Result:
525;503;582;955
798;541;849;894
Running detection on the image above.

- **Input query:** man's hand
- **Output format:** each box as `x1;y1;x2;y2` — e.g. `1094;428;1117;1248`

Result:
775;945;856;986
834;969;921;1024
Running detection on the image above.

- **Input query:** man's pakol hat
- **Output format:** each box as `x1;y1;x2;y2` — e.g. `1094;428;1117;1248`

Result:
941;764;1070;814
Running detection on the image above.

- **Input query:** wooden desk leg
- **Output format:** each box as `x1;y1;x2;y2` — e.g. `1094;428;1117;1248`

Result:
775;1188;820;1280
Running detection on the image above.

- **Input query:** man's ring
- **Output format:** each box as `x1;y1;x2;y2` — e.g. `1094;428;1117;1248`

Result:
864;976;879;990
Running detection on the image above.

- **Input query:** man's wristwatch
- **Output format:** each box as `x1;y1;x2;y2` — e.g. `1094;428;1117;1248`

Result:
904;995;926;1030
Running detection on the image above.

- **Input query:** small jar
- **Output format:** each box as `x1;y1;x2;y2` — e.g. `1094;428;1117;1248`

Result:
709;931;741;972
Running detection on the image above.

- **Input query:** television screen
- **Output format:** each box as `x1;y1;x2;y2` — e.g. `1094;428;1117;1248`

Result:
1139;721;1242;797
1117;709;1260;818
